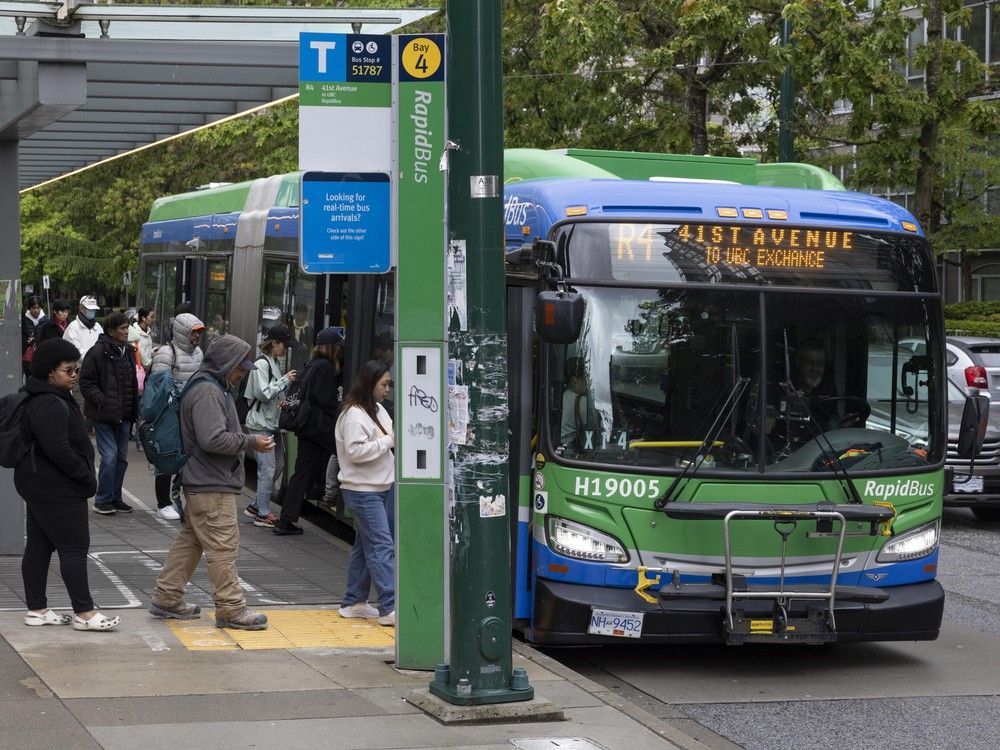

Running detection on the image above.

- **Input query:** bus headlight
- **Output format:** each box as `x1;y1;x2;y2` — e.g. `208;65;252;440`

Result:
876;520;939;563
546;517;628;563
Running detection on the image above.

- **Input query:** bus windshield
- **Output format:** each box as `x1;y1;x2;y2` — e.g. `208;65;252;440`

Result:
547;284;943;473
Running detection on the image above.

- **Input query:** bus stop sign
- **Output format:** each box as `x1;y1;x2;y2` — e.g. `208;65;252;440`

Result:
299;171;390;273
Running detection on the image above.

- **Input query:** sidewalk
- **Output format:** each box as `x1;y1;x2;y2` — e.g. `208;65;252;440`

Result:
0;446;702;750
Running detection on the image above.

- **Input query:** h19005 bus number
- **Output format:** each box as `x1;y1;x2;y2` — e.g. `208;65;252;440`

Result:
574;476;662;499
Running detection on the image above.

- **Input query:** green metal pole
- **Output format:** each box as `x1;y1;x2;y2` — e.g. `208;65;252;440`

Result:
428;0;533;705
778;18;795;163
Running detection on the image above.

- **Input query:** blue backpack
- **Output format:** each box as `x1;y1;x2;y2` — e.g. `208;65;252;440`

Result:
137;371;221;475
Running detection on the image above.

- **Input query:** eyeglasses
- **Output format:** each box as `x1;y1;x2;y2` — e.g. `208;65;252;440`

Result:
57;365;81;375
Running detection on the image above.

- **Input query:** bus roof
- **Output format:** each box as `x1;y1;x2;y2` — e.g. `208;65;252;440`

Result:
148;173;300;222
557;148;847;191
503;178;923;247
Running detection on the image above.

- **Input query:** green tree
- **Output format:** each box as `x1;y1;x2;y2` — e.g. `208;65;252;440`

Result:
786;0;1000;294
502;0;792;156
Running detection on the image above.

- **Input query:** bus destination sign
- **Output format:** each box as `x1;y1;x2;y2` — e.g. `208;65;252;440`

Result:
613;223;855;271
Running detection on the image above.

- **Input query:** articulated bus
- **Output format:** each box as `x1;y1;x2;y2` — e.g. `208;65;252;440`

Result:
138;148;985;645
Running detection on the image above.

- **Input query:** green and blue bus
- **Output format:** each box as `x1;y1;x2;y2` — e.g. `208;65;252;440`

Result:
139;148;984;644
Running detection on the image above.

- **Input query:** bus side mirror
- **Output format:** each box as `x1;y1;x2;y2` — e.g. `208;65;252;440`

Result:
536;290;585;344
957;393;990;459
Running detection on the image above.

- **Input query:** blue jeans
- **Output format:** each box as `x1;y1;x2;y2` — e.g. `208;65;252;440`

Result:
94;421;130;507
342;487;395;616
251;431;284;516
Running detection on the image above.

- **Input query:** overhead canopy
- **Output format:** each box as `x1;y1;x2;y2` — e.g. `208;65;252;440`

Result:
0;2;436;190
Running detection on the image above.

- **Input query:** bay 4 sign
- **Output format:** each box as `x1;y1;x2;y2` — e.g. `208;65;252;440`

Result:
300;172;390;274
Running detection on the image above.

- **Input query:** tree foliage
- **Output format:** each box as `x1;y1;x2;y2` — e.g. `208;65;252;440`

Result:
786;0;1000;292
502;0;791;156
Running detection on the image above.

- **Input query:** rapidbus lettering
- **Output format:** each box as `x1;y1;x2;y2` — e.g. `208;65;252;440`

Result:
862;479;936;499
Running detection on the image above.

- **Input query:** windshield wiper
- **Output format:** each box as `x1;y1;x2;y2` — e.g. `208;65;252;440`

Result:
779;382;863;505
654;377;750;510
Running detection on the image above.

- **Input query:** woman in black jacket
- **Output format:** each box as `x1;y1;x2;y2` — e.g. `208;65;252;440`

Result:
273;326;344;536
17;338;120;631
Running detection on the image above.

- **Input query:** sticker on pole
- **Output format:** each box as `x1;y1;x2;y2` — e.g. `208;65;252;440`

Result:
479;494;506;518
300;171;390;274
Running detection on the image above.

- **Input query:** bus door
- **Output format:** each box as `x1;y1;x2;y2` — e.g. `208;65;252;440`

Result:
140;256;186;346
343;273;395;414
259;259;323;368
507;284;537;623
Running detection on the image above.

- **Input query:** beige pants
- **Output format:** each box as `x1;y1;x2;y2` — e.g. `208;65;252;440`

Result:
152;491;245;619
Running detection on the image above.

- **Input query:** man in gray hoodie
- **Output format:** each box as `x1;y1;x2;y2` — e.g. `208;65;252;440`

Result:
149;334;275;630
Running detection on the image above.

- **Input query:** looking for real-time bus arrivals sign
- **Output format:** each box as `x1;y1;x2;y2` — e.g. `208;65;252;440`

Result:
300;172;390;273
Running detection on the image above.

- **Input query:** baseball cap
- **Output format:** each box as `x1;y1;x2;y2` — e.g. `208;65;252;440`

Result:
262;306;281;321
265;323;292;344
315;326;345;345
80;295;99;310
237;356;258;371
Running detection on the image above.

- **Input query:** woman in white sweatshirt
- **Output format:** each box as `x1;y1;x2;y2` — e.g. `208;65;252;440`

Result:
335;360;395;626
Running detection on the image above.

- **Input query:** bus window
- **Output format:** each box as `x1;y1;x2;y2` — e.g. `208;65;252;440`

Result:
204;259;230;348
549;287;760;470
763;295;938;468
288;268;318;371
161;262;178;344
142;261;165;344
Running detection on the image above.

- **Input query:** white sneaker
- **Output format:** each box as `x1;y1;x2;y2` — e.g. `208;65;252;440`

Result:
338;602;379;619
378;610;396;627
157;505;180;521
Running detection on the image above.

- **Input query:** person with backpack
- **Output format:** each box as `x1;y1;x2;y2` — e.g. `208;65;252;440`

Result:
335;360;395;626
243;323;297;528
16;338;120;632
273;326;344;536
80;312;139;516
148;312;205;520
149;334;273;630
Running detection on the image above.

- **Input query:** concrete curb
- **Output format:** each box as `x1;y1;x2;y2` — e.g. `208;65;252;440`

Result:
512;640;713;750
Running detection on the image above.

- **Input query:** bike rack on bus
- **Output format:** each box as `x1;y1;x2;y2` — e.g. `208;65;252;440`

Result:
658;502;896;644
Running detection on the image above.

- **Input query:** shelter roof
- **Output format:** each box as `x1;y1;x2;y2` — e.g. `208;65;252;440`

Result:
0;2;435;190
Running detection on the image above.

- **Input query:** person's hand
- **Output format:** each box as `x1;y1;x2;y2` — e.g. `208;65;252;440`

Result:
254;434;275;453
286;369;298;382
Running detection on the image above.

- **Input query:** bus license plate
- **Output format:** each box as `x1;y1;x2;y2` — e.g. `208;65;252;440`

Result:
588;608;644;638
955;475;983;493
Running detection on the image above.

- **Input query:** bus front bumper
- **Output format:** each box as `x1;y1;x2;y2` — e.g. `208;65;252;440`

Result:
529;577;944;645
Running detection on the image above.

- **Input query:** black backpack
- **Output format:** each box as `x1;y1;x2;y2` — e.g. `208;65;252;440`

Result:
278;360;314;433
0;390;34;469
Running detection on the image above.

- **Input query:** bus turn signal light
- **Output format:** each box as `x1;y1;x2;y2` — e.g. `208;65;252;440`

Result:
966;366;988;388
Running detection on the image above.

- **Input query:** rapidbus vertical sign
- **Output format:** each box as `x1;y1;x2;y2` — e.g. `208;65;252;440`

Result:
395;33;447;670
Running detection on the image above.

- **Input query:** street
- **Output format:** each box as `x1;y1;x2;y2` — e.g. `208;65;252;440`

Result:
545;507;1000;750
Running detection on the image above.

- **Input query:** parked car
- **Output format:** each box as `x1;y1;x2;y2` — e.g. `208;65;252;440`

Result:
946;375;1000;521
946;336;1000;400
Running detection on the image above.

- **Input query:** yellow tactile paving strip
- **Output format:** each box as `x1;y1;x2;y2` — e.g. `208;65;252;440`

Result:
168;609;396;651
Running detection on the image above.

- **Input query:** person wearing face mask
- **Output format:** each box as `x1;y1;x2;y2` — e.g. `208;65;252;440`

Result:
62;296;103;358
63;296;104;424
80;312;139;516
